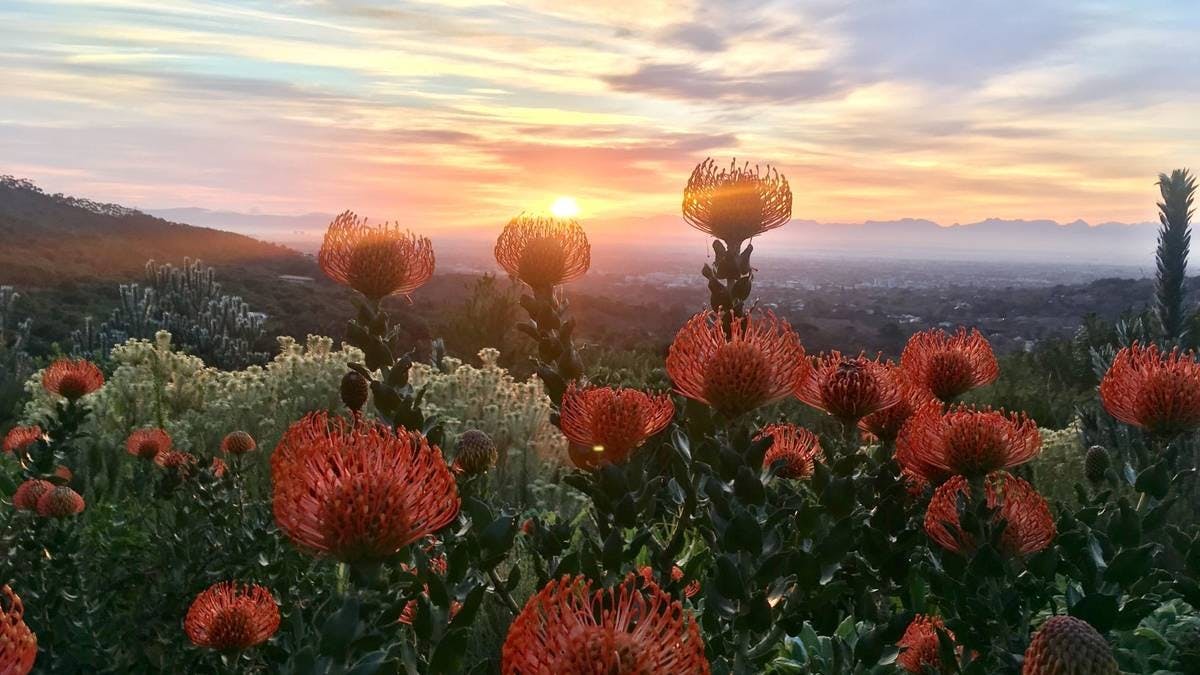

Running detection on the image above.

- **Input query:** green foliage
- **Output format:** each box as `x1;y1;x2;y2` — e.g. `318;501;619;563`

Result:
0;286;34;428
1155;169;1197;342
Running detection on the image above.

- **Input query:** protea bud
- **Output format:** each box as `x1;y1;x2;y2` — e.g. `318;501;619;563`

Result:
1084;445;1111;484
454;429;498;476
1022;616;1118;674
340;371;370;413
221;431;257;456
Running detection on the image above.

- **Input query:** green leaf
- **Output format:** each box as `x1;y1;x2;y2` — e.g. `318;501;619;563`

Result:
1103;544;1158;585
320;595;361;658
1135;461;1170;500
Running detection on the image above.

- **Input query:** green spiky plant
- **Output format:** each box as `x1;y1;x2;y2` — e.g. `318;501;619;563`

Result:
1154;169;1196;343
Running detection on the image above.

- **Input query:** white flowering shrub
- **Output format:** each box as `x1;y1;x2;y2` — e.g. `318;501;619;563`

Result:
1037;420;1086;505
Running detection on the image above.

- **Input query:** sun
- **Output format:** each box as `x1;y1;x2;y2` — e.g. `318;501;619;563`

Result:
550;196;580;218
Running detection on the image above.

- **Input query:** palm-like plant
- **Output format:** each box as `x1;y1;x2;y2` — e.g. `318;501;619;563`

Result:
1154;168;1196;342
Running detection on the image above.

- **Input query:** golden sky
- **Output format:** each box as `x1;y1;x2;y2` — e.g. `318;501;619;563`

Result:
3;0;1198;235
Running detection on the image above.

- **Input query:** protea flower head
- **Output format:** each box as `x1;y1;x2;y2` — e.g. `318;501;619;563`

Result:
682;158;791;246
639;565;701;599
796;351;901;425
52;465;73;484
453;429;498;476
1022;615;1118;675
859;365;937;446
494;214;590;290
220;431;257;456
318;211;435;301
340;371;370;413
2;426;41;455
1;585;37;675
501;574;710;675
210;457;228;479
1099;342;1200;437
897;403;1041;481
925;472;1056;557
757;423;824;479
41;358;104;401
35;486;85;518
156;450;198;477
896;614;954;673
12;479;53;511
271;412;459;563
396;550;458;626
184;582;280;651
666;309;807;419
901;327;999;401
559;384;674;470
126;428;172;461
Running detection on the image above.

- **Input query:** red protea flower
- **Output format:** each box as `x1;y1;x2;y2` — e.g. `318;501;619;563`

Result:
1022;615;1118;675
41;358;104;401
318;211;435;301
35;486;85;518
501;574;710;674
638;565;701;599
271;412;459;563
11;479;53;511
859;365;937;446
494;214;590;290
757;423;824;479
666;309;807;419
559;384;675;470
925;472;1056;557
220;431;257;455
52;465;73;484
796;351;901;425
682;158;792;245
126;428;172;461
1;585;37;675
896;614;954;673
896;403;1041;481
184;582;280;651
210;457;228;479
156;450;198;477
901;327;999;401
1099;342;1200;437
2;426;41;455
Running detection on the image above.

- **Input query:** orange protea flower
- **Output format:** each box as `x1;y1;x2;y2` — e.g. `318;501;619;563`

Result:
757;423;824;479
666;309;807;418
1022;616;1118;675
901;327;999;401
638;565;701;600
184;582;280;651
126;428;172;461
494;214;590;290
220;431;257;455
52;465;73;484
210;457;228;479
859;365;937;446
682;158;791;245
35;486;85;518
271;412;459;563
1099;342;1200;437
896;614;954;673
1;585;37;675
796;351;901;425
896;403;1041;481
41;358;104;401
2;426;41;455
318;211;435;301
396;553;458;626
560;384;675;470
925;472;1056;557
501;574;710;675
156;450;198;475
11;479;53;511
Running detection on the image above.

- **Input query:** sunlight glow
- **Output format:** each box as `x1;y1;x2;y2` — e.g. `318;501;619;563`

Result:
550;196;580;218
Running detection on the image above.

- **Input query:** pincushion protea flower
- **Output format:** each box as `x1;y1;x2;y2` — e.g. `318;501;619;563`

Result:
667;309;807;419
156;450;198;475
639;565;701;599
318;211;435;301
896;614;954;673
36;485;85;517
757;423;824;479
897;403;1041;481
925;472;1055;557
41;358;104;401
1;585;37;675
220;431;257;455
1021;615;1118;675
210;457;228;479
796;352;900;425
559;384;674;470
901;327;999;401
126;428;172;460
184;582;280;651
682;158;791;245
501;574;710;674
494;214;590;290
1099;342;1200;437
271;412;459;563
2;426;41;455
859;365;937;446
396;551;458;625
12;479;53;511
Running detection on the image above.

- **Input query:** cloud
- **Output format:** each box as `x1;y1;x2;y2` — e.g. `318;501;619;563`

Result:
605;62;844;102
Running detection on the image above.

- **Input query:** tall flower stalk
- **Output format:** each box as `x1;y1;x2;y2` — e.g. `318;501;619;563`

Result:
1154;168;1196;342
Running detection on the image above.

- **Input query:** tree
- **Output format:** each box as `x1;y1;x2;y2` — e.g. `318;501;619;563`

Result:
1154;168;1196;341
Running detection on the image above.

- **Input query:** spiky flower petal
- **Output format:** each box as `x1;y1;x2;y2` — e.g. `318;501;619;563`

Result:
184;582;280;651
757;423;824;479
2;426;41;455
1099;342;1200;436
560;384;674;469
897;404;1041;481
318;211;435;300
896;614;954;673
796;351;900;424
682;158;791;245
901;327;999;401
0;585;37;675
859;365;936;446
1022;615;1118;675
925;472;1056;557
126;428;172;460
494;214;590;290
41;358;104;401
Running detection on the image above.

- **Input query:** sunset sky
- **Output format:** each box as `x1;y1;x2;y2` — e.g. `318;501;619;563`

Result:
3;0;1199;236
